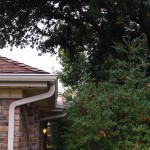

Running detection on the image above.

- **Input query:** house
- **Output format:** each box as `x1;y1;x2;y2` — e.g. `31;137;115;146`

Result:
0;56;65;150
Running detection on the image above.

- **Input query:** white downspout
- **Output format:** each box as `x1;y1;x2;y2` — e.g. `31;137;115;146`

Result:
8;84;55;150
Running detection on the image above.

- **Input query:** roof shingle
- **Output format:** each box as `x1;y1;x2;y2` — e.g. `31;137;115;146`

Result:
0;56;50;74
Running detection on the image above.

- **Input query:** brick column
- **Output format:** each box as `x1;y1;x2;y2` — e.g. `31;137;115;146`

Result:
0;100;9;149
0;100;17;150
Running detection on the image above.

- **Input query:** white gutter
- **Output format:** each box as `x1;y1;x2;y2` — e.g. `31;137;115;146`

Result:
0;74;57;82
8;84;55;150
40;113;67;121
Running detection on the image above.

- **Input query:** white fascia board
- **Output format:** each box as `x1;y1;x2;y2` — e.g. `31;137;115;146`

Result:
0;74;58;82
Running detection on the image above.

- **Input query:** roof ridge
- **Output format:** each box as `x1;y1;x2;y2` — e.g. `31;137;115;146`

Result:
0;55;50;74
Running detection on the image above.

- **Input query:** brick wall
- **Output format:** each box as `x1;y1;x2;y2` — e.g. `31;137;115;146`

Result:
26;111;40;149
0;99;41;150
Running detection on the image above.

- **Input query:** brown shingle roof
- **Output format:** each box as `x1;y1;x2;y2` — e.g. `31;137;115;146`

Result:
0;56;50;74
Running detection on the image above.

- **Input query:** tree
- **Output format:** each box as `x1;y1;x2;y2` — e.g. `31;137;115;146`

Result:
61;57;150;150
60;37;150;87
59;49;89;88
1;0;149;83
0;0;150;52
60;39;150;149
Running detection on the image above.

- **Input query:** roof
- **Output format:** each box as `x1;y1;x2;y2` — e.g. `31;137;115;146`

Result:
0;55;50;74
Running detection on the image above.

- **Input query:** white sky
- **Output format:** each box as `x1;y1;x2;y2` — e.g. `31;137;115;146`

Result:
0;46;62;73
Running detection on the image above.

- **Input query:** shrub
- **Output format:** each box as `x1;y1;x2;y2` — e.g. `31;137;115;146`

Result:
62;60;150;150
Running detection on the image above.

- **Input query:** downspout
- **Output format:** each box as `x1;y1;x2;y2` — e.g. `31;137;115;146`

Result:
8;84;55;150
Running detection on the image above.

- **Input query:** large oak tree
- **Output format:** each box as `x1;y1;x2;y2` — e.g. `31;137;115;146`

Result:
0;0;150;84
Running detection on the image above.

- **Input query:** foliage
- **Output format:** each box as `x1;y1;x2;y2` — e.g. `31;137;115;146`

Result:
47;145;57;150
60;37;150;87
59;49;88;88
49;121;64;150
0;0;150;53
1;0;150;85
61;59;150;150
62;87;75;102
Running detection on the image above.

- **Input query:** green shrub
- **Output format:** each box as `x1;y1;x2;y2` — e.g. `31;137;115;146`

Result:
62;60;150;150
48;121;65;150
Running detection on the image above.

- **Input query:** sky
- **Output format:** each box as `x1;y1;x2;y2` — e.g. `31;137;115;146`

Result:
0;46;61;73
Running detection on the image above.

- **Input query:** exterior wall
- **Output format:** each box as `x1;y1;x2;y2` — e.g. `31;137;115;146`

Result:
0;99;41;150
0;100;10;150
26;110;40;149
